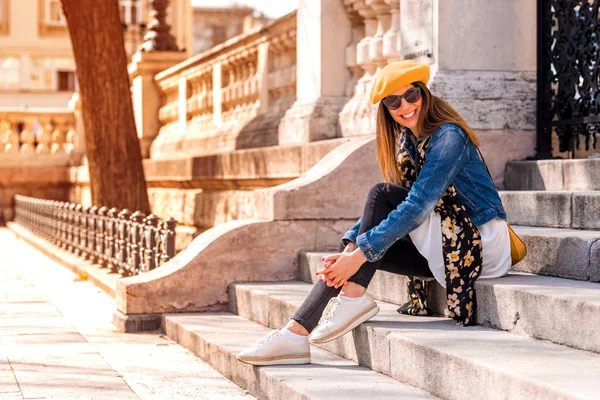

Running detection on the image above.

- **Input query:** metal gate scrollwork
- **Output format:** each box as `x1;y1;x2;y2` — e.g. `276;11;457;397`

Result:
537;0;600;158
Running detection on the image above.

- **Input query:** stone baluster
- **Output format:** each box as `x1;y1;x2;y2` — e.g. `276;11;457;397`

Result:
383;0;401;61
367;0;392;69
128;211;145;275
51;121;66;154
106;207;119;273
117;209;132;275
144;214;158;272
160;217;177;266
36;124;52;154
355;1;379;78
20;121;36;154
87;206;98;262
343;0;366;97
79;205;89;257
3;125;19;153
96;207;107;267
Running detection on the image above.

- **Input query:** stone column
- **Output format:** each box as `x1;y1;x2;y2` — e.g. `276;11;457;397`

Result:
278;0;352;144
430;0;537;187
128;0;186;159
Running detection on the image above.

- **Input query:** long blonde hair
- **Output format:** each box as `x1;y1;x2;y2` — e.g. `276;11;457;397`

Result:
376;82;479;184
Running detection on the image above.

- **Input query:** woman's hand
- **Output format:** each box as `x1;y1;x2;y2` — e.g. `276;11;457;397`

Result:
316;247;368;289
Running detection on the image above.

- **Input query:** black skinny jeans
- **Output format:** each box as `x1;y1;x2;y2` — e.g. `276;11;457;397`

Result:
291;182;432;333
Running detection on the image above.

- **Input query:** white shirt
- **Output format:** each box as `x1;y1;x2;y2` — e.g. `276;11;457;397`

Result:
409;212;511;288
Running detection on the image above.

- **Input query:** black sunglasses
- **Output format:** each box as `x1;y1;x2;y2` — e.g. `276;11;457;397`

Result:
382;87;422;110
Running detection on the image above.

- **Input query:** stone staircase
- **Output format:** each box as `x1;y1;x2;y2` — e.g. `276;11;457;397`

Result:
160;159;600;399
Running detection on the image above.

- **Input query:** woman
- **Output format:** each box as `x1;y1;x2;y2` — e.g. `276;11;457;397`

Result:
237;60;511;366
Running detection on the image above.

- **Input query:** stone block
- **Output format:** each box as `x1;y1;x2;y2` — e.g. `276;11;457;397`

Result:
572;192;600;229
511;226;600;281
163;313;430;400
477;130;536;188
430;70;536;131
112;310;162;333
500;191;572;228
563;159;600;190
255;137;383;220
476;274;600;353
589;241;600;283
504;160;564;191
387;321;600;400
116;218;351;315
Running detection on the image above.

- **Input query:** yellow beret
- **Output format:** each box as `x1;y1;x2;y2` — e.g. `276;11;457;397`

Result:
369;60;430;104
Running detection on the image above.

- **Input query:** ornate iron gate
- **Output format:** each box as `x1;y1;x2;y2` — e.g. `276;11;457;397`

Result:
537;0;600;158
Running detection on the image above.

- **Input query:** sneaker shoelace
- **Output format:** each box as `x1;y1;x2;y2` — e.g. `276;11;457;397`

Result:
255;330;279;349
318;297;341;325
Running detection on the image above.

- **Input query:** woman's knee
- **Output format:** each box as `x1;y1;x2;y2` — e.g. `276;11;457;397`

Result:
367;181;408;203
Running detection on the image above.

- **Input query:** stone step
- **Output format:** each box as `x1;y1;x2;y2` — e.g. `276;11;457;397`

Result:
512;225;600;281
301;225;600;284
163;312;437;400
505;159;600;191
298;251;600;353
299;251;448;314
228;281;600;400
500;190;600;229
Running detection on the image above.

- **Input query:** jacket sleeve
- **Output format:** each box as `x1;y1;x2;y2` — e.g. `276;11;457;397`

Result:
356;125;470;262
341;216;362;247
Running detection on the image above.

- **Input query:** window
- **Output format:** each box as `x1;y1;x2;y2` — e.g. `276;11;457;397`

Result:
120;0;142;26
213;26;227;46
0;57;21;91
57;70;76;92
45;0;66;25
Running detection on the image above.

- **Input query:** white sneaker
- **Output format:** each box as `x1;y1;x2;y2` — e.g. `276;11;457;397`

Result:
236;330;311;366
309;293;379;344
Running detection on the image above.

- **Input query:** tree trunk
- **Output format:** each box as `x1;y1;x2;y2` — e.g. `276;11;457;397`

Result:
61;0;150;214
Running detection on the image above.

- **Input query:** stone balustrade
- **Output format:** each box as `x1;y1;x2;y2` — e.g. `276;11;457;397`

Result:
151;11;297;158
0;107;83;166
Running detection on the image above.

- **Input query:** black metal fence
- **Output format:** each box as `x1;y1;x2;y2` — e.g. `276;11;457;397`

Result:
14;195;176;276
536;0;600;158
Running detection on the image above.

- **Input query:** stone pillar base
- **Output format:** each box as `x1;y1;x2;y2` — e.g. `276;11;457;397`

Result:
278;96;348;145
112;310;162;333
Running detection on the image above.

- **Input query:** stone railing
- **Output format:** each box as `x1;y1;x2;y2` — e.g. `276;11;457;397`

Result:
0;107;83;166
151;11;297;158
14;195;177;277
340;0;433;136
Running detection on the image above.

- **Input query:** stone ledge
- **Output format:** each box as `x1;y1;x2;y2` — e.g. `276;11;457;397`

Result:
7;222;119;298
69;137;351;190
505;159;600;191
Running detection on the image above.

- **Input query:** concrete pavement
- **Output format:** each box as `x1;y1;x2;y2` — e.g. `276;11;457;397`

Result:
0;228;254;400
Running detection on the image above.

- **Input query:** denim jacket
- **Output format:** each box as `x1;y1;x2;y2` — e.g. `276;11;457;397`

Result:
342;123;507;263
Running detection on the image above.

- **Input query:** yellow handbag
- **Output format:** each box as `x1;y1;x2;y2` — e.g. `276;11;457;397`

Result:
476;147;527;266
507;224;527;266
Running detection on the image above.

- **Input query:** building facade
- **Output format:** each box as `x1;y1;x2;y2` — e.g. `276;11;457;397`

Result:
0;0;193;109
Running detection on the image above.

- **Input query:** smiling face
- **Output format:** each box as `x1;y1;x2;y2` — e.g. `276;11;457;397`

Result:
387;84;423;133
